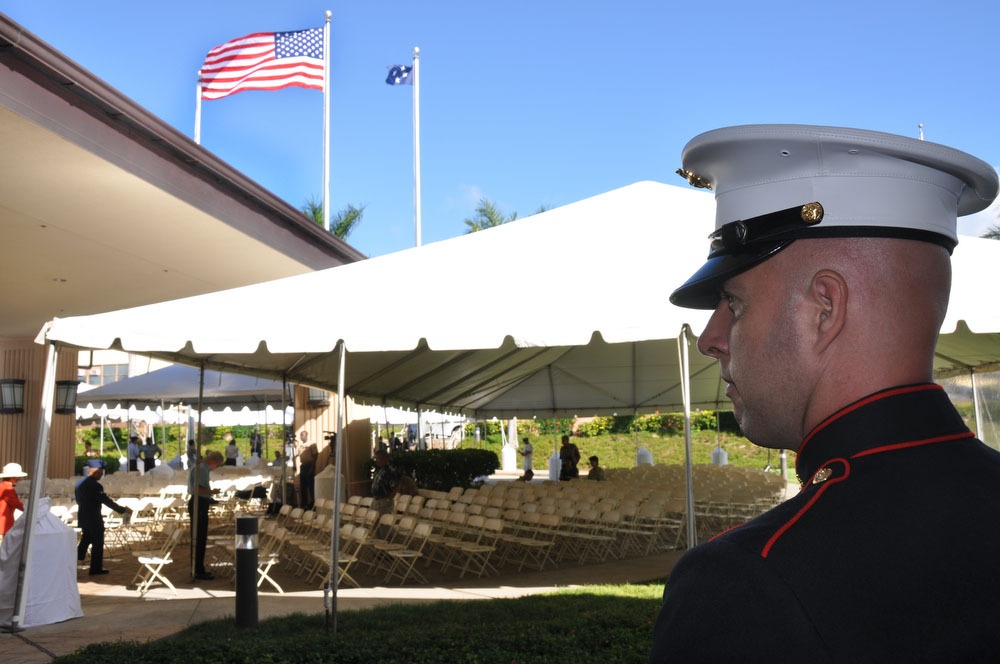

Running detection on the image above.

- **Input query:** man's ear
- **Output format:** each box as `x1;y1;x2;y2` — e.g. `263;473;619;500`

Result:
810;269;847;352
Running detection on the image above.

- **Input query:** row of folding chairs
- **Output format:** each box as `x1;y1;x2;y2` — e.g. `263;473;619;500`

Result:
398;491;685;559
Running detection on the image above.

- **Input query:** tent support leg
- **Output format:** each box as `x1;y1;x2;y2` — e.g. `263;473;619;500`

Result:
6;343;59;632
678;326;698;550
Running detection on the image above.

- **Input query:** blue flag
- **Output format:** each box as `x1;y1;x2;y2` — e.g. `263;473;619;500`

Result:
386;64;413;86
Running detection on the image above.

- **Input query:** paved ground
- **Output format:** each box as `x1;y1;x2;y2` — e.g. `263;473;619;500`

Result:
4;470;797;661
1;522;684;662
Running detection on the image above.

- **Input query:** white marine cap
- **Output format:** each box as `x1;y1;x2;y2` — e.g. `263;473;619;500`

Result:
670;124;999;309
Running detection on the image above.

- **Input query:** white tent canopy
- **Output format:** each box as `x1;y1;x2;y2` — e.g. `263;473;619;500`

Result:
38;181;1000;415
76;363;291;409
76;403;293;428
76;363;294;427
40;181;722;416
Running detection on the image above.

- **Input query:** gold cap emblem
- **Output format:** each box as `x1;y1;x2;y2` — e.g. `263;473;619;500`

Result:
676;168;712;190
800;202;824;224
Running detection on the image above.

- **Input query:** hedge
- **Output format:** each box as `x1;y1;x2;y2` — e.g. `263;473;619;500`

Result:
367;449;500;492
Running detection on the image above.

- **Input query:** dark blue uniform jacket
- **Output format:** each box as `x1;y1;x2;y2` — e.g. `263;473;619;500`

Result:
650;384;1000;663
74;474;125;530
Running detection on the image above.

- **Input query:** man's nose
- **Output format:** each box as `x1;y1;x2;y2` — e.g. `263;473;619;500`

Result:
696;304;728;359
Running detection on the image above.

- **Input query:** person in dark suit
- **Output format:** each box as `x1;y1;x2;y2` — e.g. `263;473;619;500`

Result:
75;459;130;575
188;450;223;581
650;124;1000;662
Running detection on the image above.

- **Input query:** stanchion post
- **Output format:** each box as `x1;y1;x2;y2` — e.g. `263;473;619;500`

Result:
235;516;259;629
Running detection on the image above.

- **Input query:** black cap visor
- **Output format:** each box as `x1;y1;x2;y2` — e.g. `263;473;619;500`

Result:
669;240;793;310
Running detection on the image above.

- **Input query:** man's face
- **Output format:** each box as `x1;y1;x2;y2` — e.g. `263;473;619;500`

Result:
300;431;308;443
696;256;810;450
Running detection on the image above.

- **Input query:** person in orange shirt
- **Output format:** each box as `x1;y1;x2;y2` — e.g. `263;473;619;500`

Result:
0;462;27;539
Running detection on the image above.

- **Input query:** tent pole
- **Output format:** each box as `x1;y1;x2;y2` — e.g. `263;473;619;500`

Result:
326;340;346;632
160;398;166;464
190;365;206;580
678;325;697;550
7;342;59;632
971;370;984;440
281;378;289;507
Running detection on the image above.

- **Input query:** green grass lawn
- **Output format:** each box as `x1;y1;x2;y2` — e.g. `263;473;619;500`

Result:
54;583;666;663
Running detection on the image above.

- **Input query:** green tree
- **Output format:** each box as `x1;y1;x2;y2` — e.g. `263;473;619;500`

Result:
463;198;549;234
302;197;365;239
982;223;1000;240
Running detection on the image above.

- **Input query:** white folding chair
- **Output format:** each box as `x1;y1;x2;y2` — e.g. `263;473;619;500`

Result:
132;526;184;597
383;522;432;585
256;526;287;593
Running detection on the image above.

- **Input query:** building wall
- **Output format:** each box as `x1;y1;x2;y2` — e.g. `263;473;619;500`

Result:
0;339;78;478
293;386;372;498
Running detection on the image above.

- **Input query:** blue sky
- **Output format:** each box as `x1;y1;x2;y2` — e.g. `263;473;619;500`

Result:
5;1;1000;257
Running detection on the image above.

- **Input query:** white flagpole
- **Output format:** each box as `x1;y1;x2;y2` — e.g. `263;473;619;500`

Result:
322;11;332;232
412;46;422;247
195;72;202;145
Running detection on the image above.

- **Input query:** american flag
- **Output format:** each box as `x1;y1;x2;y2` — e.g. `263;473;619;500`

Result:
200;28;325;100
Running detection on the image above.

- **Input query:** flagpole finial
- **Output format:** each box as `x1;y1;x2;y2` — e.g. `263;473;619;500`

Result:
325;10;332;19
413;46;420;56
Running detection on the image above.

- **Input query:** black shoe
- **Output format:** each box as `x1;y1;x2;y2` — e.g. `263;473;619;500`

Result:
194;572;215;580
89;569;110;575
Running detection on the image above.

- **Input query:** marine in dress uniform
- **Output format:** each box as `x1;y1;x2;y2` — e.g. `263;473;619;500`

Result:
650;125;1000;662
75;459;129;575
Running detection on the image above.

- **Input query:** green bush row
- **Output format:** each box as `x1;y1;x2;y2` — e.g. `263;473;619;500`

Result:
76;424;288;447
368;449;501;492
461;411;740;440
72;455;122;476
576;411;740;437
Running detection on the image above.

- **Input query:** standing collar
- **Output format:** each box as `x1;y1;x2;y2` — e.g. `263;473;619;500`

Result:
795;384;970;483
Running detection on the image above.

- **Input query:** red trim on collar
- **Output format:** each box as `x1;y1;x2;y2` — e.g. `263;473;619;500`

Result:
850;430;974;459
762;458;850;558
798;384;942;463
765;431;972;559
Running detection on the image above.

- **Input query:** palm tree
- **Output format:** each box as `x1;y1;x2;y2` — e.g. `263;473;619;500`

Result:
302;197;365;239
463;198;549;234
982;224;1000;240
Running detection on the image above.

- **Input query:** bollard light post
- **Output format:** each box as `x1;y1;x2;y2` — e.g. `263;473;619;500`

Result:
235;516;259;629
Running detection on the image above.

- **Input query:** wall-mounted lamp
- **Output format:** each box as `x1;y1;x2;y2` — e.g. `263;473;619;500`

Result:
55;380;80;414
306;387;330;407
0;379;26;414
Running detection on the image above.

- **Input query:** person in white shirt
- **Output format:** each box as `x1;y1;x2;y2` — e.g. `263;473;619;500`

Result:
224;440;239;466
518;437;533;472
126;436;140;472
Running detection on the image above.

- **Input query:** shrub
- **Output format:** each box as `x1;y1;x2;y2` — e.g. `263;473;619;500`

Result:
73;455;122;476
577;416;614;437
535;417;574;436
366;449;500;491
464;420;503;438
